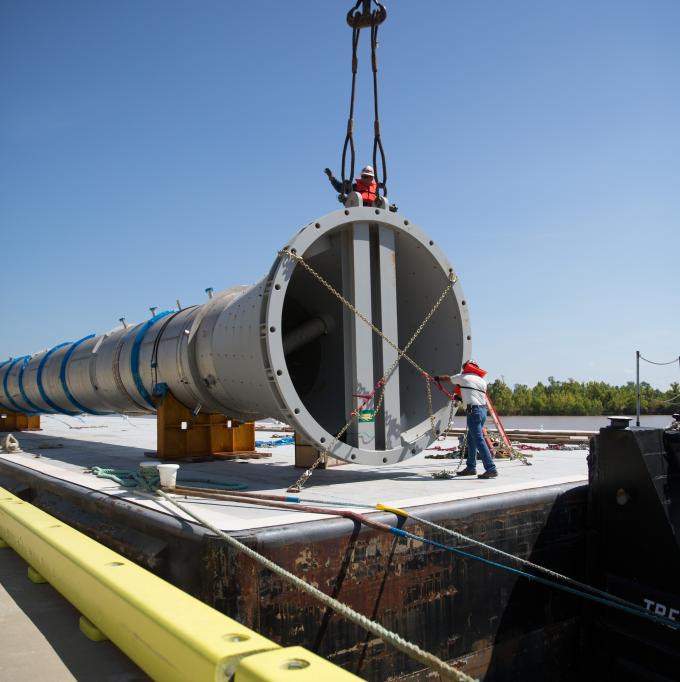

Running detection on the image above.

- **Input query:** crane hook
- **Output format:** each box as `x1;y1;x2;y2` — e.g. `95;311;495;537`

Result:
346;0;387;29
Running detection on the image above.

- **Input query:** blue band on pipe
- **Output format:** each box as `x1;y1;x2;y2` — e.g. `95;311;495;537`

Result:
0;359;16;413
130;311;174;409
18;357;42;414
2;356;36;414
60;336;106;415
37;343;79;416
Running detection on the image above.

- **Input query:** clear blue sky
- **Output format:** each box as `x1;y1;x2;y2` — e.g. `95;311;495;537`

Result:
2;1;678;389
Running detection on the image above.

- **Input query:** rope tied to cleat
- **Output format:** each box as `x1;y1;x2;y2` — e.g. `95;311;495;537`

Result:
87;466;248;493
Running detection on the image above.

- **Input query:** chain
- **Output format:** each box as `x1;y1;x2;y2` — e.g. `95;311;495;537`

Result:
455;428;469;472
281;249;455;379
425;379;436;440
283;248;457;492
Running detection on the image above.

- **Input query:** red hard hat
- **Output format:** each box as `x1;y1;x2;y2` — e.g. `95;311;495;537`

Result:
462;361;487;378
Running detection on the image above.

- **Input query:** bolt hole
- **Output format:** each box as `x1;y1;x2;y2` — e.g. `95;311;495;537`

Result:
320;437;326;443
276;370;283;376
223;633;250;643
291;248;297;254
462;300;466;305
382;457;387;463
429;240;434;246
466;335;471;340
344;209;350;215
374;209;380;215
283;659;310;670
411;448;416;454
315;222;321;228
404;220;409;225
294;408;300;414
274;284;281;291
351;454;356;460
269;326;276;333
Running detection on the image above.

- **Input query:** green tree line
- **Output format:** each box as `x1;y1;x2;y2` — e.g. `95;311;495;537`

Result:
487;377;680;416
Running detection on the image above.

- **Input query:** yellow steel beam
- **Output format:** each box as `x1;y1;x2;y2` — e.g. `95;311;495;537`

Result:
0;486;362;681
234;645;362;681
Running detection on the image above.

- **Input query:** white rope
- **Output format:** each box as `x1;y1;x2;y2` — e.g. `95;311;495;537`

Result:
156;490;476;682
1;434;22;453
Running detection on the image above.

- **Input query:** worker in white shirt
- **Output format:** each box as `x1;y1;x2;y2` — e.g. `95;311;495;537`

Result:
436;361;498;479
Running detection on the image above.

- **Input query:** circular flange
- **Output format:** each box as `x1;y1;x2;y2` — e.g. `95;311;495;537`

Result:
263;206;471;465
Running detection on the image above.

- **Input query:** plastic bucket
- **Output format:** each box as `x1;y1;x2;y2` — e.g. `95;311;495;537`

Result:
157;464;180;488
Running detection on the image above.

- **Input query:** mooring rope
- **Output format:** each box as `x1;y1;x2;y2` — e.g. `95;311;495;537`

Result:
156;489;476;682
377;505;680;629
158;486;680;634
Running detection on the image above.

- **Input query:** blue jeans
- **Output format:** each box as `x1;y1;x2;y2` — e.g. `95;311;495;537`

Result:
466;405;496;472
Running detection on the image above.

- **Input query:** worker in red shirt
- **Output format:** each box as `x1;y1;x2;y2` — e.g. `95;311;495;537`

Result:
436;361;498;479
325;165;378;206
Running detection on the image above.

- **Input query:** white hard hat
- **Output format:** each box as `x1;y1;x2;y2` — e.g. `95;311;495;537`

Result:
360;165;375;177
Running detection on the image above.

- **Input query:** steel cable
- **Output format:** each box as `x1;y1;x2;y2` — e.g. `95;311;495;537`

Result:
639;354;680;366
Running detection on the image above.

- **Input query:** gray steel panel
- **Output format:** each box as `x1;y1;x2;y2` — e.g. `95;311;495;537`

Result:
21;351;53;413
3;360;34;413
36;344;76;414
378;225;401;448
89;326;143;413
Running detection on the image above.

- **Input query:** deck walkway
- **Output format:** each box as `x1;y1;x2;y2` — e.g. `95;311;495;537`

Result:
0;415;589;532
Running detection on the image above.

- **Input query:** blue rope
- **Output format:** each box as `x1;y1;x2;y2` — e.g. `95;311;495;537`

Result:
130;311;174;409
37;342;79;415
390;527;680;631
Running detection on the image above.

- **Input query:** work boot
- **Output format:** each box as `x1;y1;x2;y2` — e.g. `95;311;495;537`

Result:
456;467;477;476
477;470;498;479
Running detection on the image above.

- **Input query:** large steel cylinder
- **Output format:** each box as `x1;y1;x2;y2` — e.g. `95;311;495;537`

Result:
0;207;471;465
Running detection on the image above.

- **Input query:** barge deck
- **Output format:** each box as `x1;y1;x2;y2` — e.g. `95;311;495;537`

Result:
0;415;591;680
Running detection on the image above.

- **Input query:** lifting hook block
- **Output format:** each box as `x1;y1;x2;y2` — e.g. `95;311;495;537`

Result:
347;0;387;29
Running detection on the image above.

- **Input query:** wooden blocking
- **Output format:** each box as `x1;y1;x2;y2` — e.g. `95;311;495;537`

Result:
0;413;41;432
155;391;256;460
294;433;347;470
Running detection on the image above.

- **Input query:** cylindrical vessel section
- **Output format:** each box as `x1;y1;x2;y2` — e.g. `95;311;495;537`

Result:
0;207;471;465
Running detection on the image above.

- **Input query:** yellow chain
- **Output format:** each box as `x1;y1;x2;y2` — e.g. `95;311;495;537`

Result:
283;248;457;492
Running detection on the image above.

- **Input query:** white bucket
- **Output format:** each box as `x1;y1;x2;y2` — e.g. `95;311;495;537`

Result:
157;464;180;489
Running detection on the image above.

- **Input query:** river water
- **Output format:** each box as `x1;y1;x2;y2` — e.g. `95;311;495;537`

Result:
491;415;673;431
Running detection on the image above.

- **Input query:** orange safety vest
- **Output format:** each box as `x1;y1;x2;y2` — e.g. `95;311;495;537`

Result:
354;177;378;205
